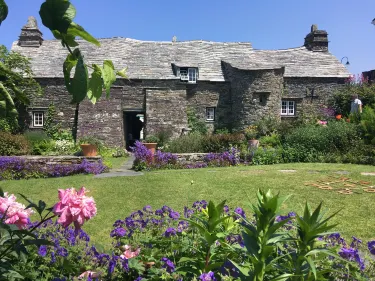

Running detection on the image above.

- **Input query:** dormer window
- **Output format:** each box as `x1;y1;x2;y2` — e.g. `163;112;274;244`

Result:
178;67;198;83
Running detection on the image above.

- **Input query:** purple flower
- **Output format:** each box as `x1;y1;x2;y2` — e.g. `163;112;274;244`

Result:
368;241;375;255
164;227;177;237
350;236;362;248
161;257;175;273
199;271;216;281
169;211;180;220
177;221;189;232
38;245;47;257
143;205;152;212
234;207;246;218
339;247;365;271
110;227;127;238
223;205;230;214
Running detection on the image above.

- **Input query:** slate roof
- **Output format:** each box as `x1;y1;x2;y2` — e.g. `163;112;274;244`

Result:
11;37;350;81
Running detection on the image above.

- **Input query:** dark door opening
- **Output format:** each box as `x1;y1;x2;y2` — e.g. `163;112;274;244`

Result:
123;111;144;150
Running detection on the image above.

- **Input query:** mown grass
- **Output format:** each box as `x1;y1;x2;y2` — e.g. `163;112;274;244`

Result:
2;163;375;249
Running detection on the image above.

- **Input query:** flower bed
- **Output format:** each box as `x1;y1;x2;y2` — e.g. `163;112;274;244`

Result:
3;188;375;280
0;156;108;180
131;141;240;171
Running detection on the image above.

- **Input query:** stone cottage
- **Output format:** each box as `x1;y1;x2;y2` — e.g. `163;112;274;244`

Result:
12;17;350;147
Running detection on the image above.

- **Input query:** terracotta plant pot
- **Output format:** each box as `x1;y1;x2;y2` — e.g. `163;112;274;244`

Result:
80;144;98;157
335;114;342;120
248;139;259;148
143;143;157;154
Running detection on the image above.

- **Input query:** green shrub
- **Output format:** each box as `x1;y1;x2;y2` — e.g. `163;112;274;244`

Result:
164;133;204;153
214;128;230;135
31;139;55;155
283;121;360;154
0;117;18;133
360;106;375;144
0;132;30;155
187;107;208;135
252;147;283;165
254;116;280;137
259;133;281;148
143;135;160;143
202;133;245;153
154;129;172;147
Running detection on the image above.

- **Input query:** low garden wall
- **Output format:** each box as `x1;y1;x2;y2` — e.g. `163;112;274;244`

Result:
174;153;208;164
9;155;103;166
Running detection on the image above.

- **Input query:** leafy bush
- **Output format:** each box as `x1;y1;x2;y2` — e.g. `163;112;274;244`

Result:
0;157;108;180
283;121;360;154
187;107;208;135
360;106;375;144
252;147;283;165
259;133;281;148
43;103;62;139
164;133;205;153
154;128;173;147
0;132;30;155
202;133;245;153
254;116;280;137
143;135;160;143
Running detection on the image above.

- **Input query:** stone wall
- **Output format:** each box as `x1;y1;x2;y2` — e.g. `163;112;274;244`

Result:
283;77;346;119
224;64;284;130
77;87;124;147
145;88;188;138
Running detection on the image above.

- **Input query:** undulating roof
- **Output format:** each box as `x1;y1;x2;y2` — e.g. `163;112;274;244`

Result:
11;37;350;81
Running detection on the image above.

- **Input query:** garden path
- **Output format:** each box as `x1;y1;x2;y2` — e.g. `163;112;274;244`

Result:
94;154;144;178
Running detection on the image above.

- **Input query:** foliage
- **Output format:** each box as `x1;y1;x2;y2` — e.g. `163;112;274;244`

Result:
330;74;375;116
204;147;240;167
0;45;41;124
4;190;373;280
79;135;102;148
252;147;283;165
0;186;97;280
187;107;208;135
259;133;281;148
143;135;160;143
0;131;30;155
0;157;108;180
254;117;281;137
202;133;245;153
243;125;258;140
283;121;361;154
164;133;205;153
215;128;231;135
154;128;173;147
0;116;18;133
43;103;61;139
360;106;375;144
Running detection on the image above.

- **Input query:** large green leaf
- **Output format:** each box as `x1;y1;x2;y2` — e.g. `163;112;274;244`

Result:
71;54;88;103
116;68;127;78
0;0;8;25
67;22;100;46
101;60;116;98
63;52;78;94
39;0;76;34
87;65;103;104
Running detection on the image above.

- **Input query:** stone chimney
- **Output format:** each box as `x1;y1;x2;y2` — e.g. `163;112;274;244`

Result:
18;16;43;47
304;24;328;52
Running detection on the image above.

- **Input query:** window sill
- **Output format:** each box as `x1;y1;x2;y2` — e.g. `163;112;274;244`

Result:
281;115;297;118
205;120;215;123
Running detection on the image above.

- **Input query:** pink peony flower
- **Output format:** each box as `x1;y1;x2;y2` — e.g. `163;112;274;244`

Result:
53;187;97;229
0;192;33;229
120;244;141;259
78;270;102;279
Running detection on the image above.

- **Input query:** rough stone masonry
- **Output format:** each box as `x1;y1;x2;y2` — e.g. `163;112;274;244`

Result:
11;17;350;147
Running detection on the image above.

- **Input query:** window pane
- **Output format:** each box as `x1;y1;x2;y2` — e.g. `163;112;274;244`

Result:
288;101;294;115
206;108;215;120
281;101;287;114
188;68;196;82
33;112;44;126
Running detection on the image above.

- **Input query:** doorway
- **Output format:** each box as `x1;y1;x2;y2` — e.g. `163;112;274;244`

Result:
123;111;144;150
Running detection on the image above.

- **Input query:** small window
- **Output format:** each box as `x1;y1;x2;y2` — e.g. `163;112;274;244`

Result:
206;107;215;121
179;67;198;83
33;111;44;127
281;100;295;116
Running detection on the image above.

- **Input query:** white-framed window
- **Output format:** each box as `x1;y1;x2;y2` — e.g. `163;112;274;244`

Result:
206;107;215;121
178;67;198;83
281;100;295;116
33;111;44;127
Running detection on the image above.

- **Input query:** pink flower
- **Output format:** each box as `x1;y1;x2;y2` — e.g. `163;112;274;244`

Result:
78;270;102;279
53;187;97;229
0;192;33;229
120;244;140;259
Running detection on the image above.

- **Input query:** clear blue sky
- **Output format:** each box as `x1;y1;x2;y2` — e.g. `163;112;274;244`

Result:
1;0;374;75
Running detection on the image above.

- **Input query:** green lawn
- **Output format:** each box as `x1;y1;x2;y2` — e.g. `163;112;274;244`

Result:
2;163;375;249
